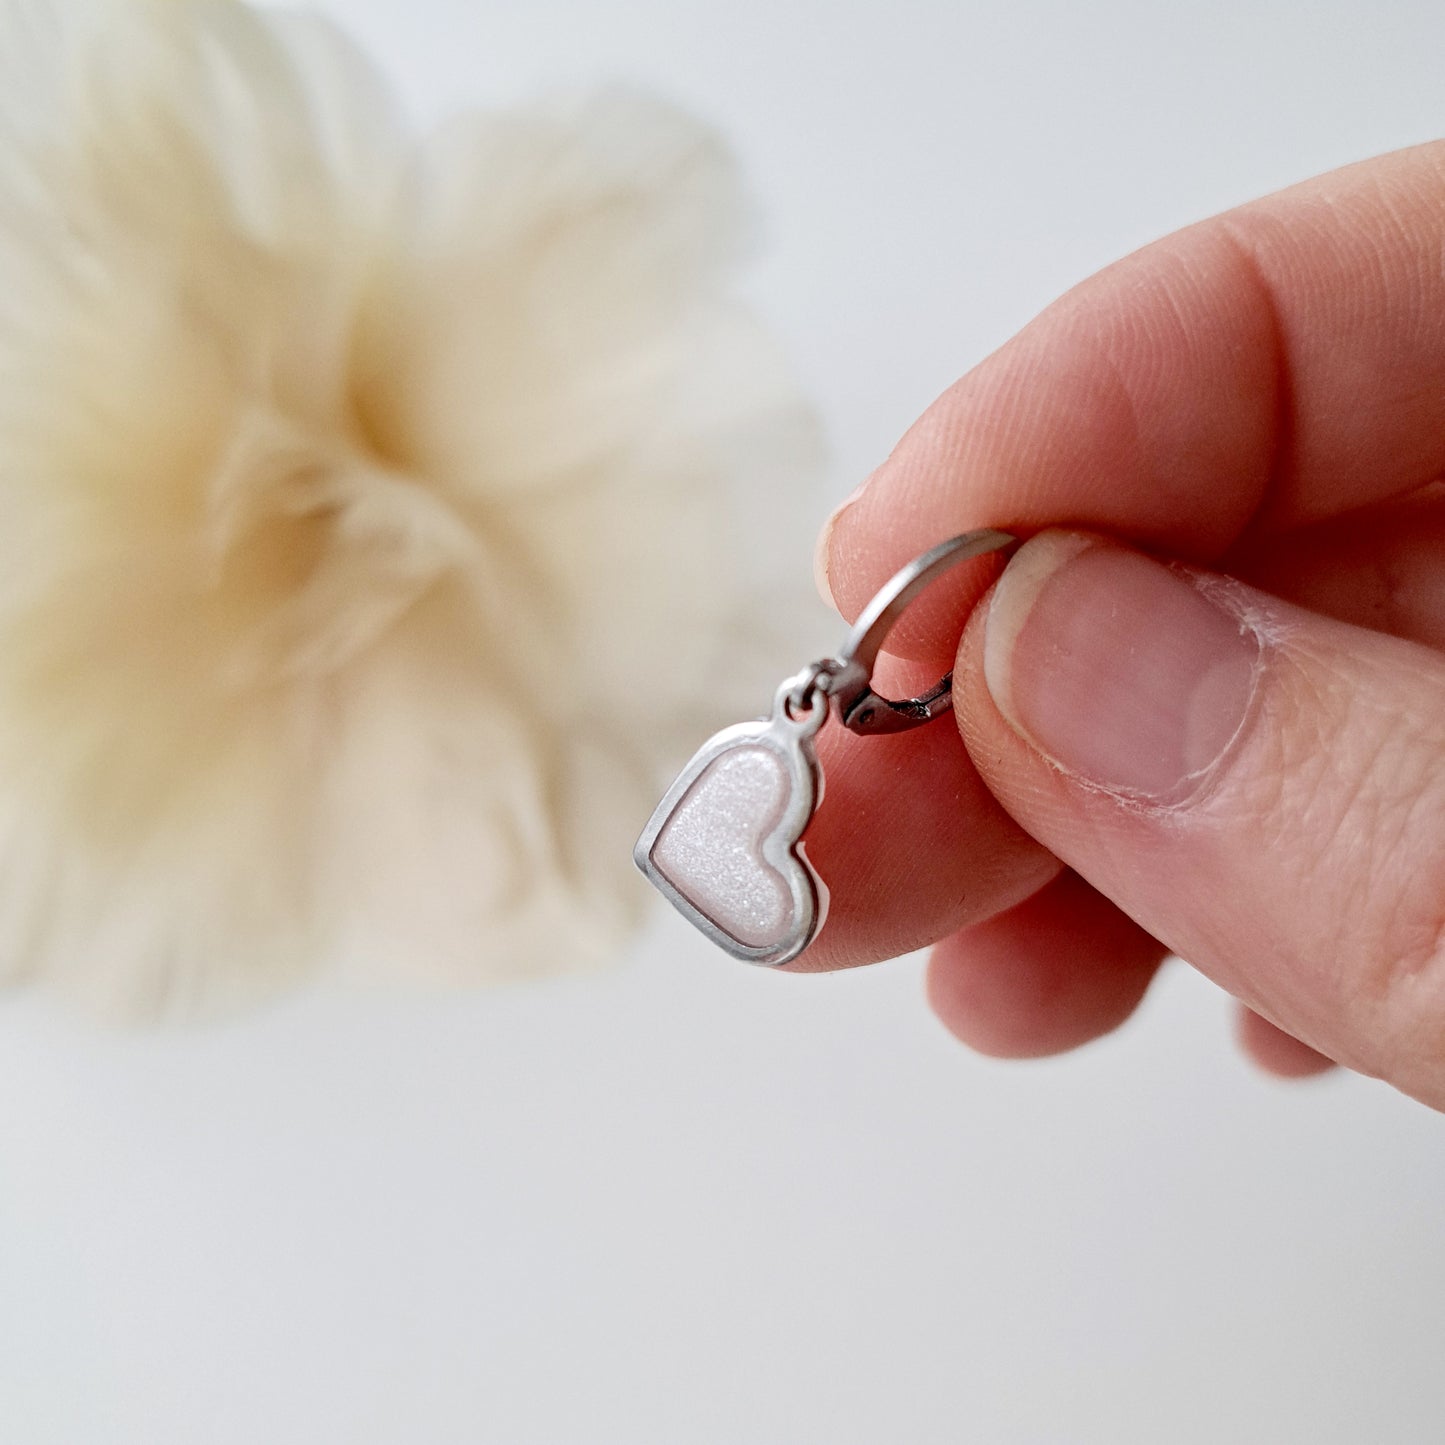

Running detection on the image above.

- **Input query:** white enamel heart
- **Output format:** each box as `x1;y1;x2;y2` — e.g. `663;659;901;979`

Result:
634;708;826;965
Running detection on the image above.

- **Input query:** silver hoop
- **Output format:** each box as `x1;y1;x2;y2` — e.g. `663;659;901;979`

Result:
819;529;1019;735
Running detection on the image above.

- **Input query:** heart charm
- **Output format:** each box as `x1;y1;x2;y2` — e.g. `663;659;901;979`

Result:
634;529;1019;967
634;682;827;966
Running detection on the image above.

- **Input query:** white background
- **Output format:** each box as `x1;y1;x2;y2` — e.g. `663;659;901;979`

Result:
4;2;1445;1442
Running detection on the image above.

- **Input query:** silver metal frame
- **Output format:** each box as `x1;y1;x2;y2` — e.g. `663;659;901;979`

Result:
634;678;827;967
825;528;1019;734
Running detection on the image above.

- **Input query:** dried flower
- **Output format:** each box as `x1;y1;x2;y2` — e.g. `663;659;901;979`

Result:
0;0;820;1017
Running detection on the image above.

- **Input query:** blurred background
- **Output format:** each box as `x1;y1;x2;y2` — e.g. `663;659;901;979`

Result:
3;1;1445;1441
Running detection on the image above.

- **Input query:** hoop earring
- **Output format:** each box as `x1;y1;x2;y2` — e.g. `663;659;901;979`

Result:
634;529;1018;964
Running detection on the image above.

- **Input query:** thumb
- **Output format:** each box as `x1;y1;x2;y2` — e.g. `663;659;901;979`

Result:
956;530;1445;1107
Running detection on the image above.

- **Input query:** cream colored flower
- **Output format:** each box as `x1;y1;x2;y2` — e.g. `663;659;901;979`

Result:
0;0;821;1017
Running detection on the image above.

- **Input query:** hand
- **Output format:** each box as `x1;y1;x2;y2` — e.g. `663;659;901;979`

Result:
802;143;1445;1110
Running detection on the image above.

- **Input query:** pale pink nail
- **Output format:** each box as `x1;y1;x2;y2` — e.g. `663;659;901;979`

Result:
984;533;1260;800
812;472;877;612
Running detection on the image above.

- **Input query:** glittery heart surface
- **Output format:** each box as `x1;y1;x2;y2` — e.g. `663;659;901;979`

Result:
635;719;824;965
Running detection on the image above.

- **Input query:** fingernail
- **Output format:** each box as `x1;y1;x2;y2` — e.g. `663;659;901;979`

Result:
983;532;1260;800
812;472;876;612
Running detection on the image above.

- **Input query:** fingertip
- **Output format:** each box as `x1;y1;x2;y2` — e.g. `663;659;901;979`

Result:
926;870;1166;1058
786;708;1059;973
1235;1005;1338;1080
812;474;877;614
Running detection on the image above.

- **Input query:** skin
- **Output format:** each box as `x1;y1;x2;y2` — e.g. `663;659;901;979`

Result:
801;142;1445;1109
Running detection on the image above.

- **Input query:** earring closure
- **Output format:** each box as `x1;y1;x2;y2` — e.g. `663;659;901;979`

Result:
800;528;1019;736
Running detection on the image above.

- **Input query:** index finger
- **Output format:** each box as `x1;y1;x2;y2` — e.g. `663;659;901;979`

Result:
821;142;1445;664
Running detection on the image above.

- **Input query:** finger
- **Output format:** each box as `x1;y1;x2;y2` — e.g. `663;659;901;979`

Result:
800;487;1445;976
1226;485;1445;650
957;530;1445;1109
788;690;1059;973
803;485;1445;973
925;869;1167;1057
820;142;1445;669
1235;1006;1338;1079
809;489;1443;1015
936;504;1436;1074
934;496;1445;1063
